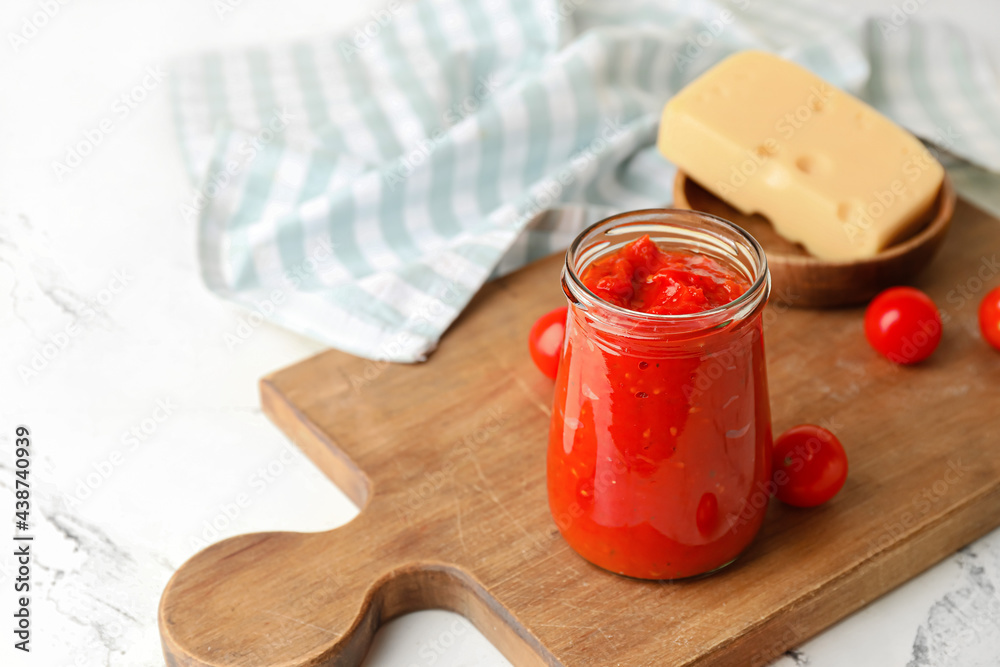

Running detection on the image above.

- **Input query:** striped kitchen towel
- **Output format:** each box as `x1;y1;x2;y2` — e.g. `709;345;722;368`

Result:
170;0;1000;363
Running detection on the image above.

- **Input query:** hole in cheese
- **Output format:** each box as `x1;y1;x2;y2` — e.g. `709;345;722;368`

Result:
755;143;776;158
795;153;833;176
837;202;853;222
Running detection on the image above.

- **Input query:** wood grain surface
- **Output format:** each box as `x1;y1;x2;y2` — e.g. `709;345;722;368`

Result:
159;198;1000;667
673;171;956;308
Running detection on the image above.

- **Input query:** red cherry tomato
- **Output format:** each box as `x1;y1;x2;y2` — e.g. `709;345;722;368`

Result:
772;425;848;508
979;286;1000;351
528;306;568;379
864;287;942;364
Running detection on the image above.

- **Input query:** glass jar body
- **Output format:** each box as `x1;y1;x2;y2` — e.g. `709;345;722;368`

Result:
547;209;773;580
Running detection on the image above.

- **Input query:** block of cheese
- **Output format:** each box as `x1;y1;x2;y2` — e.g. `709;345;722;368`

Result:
658;51;944;261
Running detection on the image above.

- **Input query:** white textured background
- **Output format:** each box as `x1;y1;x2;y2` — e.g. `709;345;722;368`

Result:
1;1;998;666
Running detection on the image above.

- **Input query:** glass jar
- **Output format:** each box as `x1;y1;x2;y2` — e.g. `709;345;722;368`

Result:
547;209;773;580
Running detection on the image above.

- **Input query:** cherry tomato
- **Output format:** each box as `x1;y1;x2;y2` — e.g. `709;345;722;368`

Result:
772;425;848;508
864;287;942;364
979;286;1000;351
528;306;568;379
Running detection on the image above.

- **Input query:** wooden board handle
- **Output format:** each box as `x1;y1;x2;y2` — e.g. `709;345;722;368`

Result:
159;524;556;666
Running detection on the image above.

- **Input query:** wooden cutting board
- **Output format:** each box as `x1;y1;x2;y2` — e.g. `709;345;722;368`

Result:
159;198;1000;667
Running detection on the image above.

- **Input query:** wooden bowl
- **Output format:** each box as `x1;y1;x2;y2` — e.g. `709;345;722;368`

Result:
672;171;956;308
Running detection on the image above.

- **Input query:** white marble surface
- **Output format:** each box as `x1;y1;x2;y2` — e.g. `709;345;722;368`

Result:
1;1;999;665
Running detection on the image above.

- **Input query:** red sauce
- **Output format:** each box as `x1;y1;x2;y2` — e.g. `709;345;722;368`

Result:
548;235;772;579
582;235;747;315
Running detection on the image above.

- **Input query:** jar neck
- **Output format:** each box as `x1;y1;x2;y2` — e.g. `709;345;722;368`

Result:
561;208;770;342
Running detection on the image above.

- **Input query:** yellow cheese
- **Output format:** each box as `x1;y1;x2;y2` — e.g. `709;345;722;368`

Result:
658;51;944;261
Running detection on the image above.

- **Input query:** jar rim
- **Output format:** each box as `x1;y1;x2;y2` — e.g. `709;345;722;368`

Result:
563;208;770;327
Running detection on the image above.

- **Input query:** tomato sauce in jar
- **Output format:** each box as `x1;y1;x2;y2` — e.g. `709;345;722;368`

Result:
548;209;773;579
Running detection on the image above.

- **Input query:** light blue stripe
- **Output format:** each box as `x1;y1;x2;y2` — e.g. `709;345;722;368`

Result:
947;26;1000;149
274;216;306;284
228;140;286;289
326;283;407;327
582;42;620;207
396;263;449;294
663;35;689;94
565;52;603;203
605;41;663;204
291;43;348;153
521;81;552;187
377;175;419;263
340;44;405;161
366;62;424;267
298;153;337;204
338;43;419;262
608;40;641;121
634;37;658;94
774;0;856;33
475;102;505;215
947;163;1000;219
742;2;840;78
413;5;465;238
290;43;329;131
424;139;462;236
909;23;968;155
583;158;621;207
377;20;465;242
566;52;599;154
604;41;665;201
510;0;552;68
246;49;279;121
244;50;310;279
197;141;231;292
452;241;505;267
524;228;554;262
328;279;455;340
617;146;673;204
864;21;892;115
396;263;475;305
325;188;373;278
202;53;229;130
461;0;503;217
510;0;554;195
407;320;443;339
416;2;462;109
378;25;440;131
287;46;357;287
